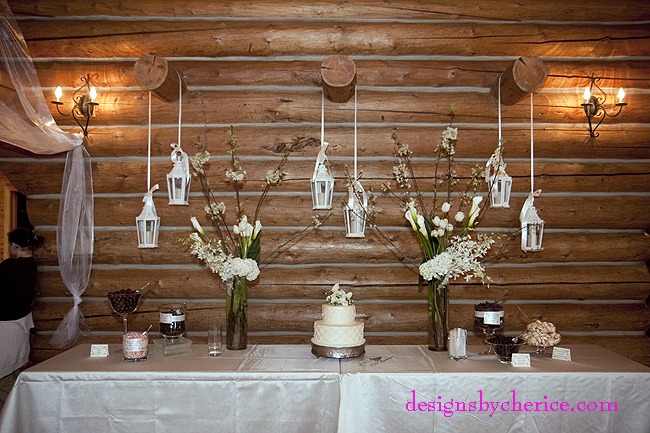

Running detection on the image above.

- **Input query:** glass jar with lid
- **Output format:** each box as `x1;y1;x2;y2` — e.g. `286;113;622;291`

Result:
159;303;186;341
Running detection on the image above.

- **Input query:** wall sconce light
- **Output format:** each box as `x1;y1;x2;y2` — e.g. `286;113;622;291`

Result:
51;74;98;137
581;77;627;138
311;141;334;209
136;184;160;248
167;143;191;205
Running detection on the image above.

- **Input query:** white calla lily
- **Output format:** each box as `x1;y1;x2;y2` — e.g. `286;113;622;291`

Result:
417;215;428;238
468;196;483;227
253;220;262;238
190;216;205;235
405;202;419;231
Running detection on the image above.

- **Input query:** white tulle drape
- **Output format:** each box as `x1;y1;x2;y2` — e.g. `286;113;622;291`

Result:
50;145;94;348
1;4;94;347
0;4;83;154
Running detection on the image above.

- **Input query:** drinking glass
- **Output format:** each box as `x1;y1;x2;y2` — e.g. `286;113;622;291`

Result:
208;324;223;356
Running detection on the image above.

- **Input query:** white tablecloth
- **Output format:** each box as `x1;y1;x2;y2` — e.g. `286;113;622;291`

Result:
0;344;340;433
338;345;650;433
0;313;33;377
0;344;648;433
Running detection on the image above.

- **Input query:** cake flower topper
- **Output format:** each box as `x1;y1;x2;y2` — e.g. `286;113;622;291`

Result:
325;283;354;306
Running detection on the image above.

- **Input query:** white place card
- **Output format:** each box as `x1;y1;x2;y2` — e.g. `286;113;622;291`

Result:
90;344;110;357
511;353;531;367
552;347;571;361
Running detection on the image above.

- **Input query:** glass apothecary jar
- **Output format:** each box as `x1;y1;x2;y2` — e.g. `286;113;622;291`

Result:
159;303;186;342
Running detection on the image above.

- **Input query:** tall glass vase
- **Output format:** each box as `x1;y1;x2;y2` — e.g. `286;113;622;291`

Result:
427;279;449;351
226;276;248;350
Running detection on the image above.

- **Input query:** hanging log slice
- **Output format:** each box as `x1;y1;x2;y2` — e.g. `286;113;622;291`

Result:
134;54;187;103
490;56;547;105
321;55;357;103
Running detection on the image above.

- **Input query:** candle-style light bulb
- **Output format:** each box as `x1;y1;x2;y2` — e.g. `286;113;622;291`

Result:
89;86;97;102
617;87;625;104
583;87;591;103
54;86;63;102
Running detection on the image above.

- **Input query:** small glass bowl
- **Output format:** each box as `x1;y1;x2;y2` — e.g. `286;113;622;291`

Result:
485;336;525;363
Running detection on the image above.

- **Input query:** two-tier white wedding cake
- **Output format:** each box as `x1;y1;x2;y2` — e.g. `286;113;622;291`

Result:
311;284;365;350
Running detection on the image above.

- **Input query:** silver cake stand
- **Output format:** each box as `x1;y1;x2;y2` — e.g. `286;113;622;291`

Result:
311;339;365;359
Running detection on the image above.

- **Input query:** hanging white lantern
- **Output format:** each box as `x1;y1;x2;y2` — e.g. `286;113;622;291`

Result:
485;145;512;208
343;179;367;238
136;184;160;248
486;74;512;209
166;143;191;205
311;141;334;209
520;189;544;251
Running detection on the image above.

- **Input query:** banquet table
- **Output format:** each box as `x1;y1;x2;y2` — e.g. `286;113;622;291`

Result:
0;343;648;433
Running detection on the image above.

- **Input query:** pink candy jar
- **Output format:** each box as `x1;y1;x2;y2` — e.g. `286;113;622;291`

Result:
123;331;148;361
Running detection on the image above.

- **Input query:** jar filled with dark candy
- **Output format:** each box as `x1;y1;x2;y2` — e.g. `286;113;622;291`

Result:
159;303;186;341
474;301;504;333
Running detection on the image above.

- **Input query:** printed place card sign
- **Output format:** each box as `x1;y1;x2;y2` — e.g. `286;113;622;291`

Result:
552;347;571;361
511;353;531;367
90;344;110;357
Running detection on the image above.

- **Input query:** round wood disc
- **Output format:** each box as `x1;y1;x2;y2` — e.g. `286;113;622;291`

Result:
321;55;357;103
491;56;547;105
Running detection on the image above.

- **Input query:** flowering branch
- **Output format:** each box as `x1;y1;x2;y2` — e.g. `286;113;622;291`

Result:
381;107;495;287
188;126;295;284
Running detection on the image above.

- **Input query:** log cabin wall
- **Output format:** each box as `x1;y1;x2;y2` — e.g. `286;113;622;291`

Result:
0;1;649;365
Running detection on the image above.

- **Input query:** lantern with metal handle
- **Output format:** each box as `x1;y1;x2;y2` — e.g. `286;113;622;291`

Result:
166;143;191;205
311;141;334;209
520;189;544;251
485;143;512;208
136;184;160;248
343;178;367;238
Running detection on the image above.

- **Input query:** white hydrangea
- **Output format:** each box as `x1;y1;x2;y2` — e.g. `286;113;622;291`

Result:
419;235;494;284
219;258;258;283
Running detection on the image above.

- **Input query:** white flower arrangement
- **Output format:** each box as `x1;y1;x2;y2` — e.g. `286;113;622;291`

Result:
187;127;290;287
383;114;494;287
325;283;354;306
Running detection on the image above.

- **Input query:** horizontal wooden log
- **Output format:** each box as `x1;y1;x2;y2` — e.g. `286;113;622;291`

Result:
44;89;650;128
16;159;650;195
28;229;650;266
30;300;649;334
9;0;650;22
29;59;650;91
3;125;649;161
35;263;650;301
4;151;650;195
25;193;650;232
16;20;650;59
